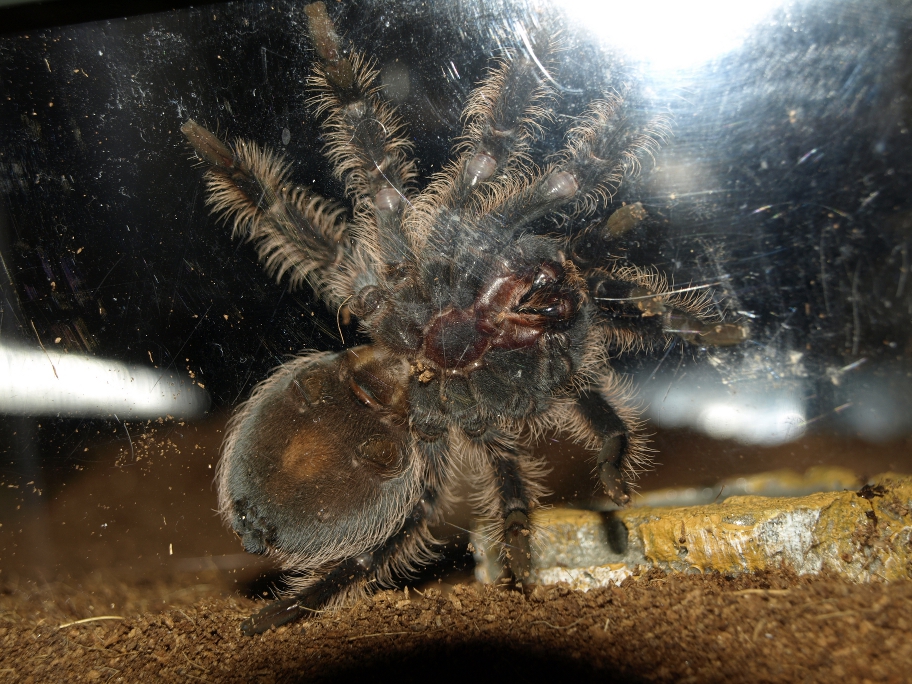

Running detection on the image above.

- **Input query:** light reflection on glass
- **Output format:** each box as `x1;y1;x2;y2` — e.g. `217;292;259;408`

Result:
562;0;790;70
0;342;209;418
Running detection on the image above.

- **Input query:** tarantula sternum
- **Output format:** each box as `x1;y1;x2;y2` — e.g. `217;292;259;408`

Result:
183;2;745;635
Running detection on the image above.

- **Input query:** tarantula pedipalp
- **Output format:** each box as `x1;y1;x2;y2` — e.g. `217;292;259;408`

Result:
182;2;746;635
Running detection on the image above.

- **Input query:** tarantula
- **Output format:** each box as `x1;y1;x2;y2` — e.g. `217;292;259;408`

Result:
182;3;745;635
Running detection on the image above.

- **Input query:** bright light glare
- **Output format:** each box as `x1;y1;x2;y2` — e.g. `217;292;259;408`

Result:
698;401;807;446
562;0;789;71
640;368;807;446
0;343;210;419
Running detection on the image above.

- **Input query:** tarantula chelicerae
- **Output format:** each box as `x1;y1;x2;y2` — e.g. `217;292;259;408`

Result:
183;3;746;635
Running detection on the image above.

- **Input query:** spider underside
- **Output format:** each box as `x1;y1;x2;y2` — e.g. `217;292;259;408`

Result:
182;2;746;635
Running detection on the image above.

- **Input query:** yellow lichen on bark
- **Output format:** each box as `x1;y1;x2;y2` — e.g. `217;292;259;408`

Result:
618;474;912;580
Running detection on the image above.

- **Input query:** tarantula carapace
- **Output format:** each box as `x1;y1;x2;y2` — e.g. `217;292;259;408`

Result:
182;2;746;635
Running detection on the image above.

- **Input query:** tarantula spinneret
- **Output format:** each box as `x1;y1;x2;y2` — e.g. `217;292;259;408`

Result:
182;2;746;635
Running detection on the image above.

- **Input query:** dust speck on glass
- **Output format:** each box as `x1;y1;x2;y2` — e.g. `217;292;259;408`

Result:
1;0;910;635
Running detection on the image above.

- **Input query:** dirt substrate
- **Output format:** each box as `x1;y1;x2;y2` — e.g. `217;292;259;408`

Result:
2;569;911;683
3;418;911;682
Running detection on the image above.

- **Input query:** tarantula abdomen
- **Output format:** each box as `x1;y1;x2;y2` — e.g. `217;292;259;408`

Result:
219;346;419;566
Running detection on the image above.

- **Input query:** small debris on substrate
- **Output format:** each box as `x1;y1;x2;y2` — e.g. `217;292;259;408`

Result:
1;571;911;682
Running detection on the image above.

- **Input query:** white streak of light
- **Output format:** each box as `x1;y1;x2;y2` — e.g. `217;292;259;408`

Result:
0;343;210;419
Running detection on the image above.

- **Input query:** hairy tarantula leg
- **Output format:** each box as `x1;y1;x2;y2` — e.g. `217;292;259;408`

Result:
474;432;548;585
305;2;418;265
570;204;747;348
587;266;748;348
422;33;555;213
504;509;533;586
574;388;644;507
497;459;534;584
481;92;668;234
556;94;668;216
241;557;362;635
181;119;350;307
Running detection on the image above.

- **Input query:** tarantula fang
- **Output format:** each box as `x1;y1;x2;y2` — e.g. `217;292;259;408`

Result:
182;2;746;635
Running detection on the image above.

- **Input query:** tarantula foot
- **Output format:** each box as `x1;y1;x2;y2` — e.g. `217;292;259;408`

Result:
695;321;750;347
241;597;311;636
241;558;363;635
595;435;632;506
503;509;533;585
598;461;631;506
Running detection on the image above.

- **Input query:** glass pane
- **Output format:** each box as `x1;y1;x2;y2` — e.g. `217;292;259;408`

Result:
2;0;910;677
